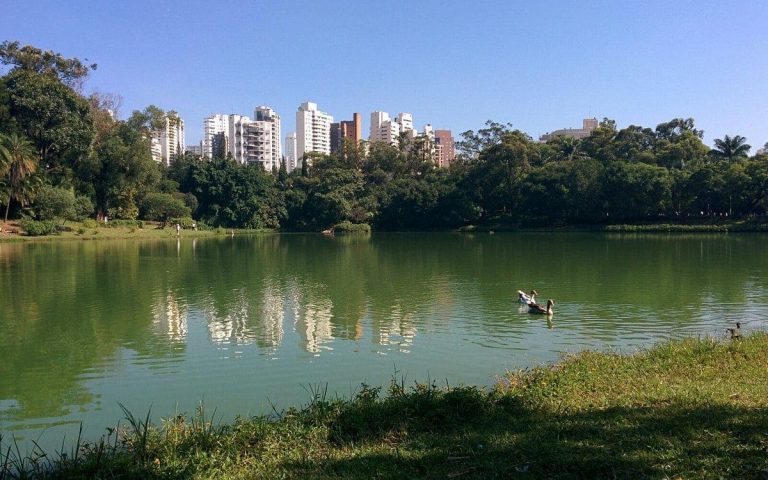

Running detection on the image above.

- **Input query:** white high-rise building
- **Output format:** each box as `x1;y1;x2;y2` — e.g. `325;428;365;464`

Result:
370;111;396;144
203;114;229;158
227;112;281;171
296;102;333;158
396;113;415;138
254;106;282;169
285;132;298;172
151;114;185;166
369;111;415;145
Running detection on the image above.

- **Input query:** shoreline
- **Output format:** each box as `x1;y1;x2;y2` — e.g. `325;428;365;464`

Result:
3;334;767;479
2;219;768;243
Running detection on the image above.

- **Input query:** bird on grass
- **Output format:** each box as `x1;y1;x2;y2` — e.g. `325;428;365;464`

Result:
726;322;741;339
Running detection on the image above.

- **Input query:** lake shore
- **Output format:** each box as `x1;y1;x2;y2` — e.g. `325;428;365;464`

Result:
3;218;768;243
6;334;767;479
0;220;273;243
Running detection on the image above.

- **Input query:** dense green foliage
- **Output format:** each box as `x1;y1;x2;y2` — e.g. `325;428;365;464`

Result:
2;41;768;231
4;334;767;479
19;218;60;236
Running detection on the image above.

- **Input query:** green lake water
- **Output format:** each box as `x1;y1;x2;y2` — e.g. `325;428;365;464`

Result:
1;232;766;452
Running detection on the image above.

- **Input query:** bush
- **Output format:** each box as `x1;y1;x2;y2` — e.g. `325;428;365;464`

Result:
106;219;142;228
20;219;60;236
141;193;191;224
332;222;371;234
74;195;94;221
168;217;196;229
82;219;99;229
33;186;76;222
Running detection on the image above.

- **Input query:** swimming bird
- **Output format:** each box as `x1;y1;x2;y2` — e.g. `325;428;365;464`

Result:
529;299;554;315
726;322;741;339
518;290;538;305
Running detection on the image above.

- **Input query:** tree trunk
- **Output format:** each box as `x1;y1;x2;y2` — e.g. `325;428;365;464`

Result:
4;199;10;223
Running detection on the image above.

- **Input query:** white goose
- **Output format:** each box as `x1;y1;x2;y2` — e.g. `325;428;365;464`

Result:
517;290;538;305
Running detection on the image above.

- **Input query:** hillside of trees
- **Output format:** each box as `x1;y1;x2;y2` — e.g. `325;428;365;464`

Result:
2;41;768;232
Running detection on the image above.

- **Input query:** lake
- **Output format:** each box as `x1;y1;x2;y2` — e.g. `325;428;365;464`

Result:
1;232;766;452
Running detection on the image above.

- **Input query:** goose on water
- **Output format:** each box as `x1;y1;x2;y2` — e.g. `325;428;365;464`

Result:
517;290;538;305
528;299;554;315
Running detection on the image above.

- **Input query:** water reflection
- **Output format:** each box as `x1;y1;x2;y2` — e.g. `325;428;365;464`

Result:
2;233;768;450
152;290;188;343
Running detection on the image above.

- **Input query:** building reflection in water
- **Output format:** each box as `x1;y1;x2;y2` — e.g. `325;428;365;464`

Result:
296;301;334;354
148;278;445;356
201;281;286;352
152;290;188;343
372;304;417;353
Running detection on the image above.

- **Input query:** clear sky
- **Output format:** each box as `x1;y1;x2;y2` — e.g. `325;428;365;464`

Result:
2;0;767;151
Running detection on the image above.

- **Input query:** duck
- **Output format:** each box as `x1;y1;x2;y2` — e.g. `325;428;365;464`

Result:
529;299;554;315
517;290;538;305
726;322;741;339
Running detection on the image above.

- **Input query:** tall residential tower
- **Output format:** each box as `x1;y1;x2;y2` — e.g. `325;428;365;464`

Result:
296;101;333;157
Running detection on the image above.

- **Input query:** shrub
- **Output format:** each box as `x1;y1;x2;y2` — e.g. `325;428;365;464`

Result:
74;195;94;221
332;222;371;234
106;219;141;228
33;186;76;222
141;193;191;224
77;227;86;235
20;219;60;236
82;219;99;229
168;217;196;229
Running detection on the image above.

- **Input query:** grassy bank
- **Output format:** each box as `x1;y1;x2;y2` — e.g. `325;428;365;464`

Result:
460;217;768;233
0;220;272;243
3;335;767;479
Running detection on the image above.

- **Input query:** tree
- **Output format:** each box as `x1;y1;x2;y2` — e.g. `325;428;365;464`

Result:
0;132;39;221
601;162;672;220
2;69;94;179
78;119;160;218
33;185;76;223
456;121;515;160
0;40;96;89
712;135;750;164
140;192;191;225
580;119;617;164
655;118;703;141
611;125;656;164
469;130;532;216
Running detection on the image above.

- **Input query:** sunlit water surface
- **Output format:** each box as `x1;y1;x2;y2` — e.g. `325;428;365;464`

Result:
1;233;766;452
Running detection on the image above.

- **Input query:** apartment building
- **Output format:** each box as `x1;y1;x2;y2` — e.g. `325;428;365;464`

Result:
296;101;333;157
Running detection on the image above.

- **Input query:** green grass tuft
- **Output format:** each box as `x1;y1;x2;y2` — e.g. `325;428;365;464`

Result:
4;334;768;479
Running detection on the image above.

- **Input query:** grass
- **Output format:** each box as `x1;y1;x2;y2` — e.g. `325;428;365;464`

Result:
2;335;768;479
459;216;768;233
0;220;273;243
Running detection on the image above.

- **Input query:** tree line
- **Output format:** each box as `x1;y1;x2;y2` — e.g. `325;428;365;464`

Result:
2;41;767;232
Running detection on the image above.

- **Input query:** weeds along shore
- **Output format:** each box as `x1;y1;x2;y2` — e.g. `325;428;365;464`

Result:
3;334;767;479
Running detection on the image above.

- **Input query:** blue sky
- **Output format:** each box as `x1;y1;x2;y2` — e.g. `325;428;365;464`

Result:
2;0;767;151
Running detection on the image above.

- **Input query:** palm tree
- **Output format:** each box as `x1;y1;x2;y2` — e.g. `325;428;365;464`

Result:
0;132;39;222
712;135;751;163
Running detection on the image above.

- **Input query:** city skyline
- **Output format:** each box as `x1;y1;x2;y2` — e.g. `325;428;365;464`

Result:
2;1;767;152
